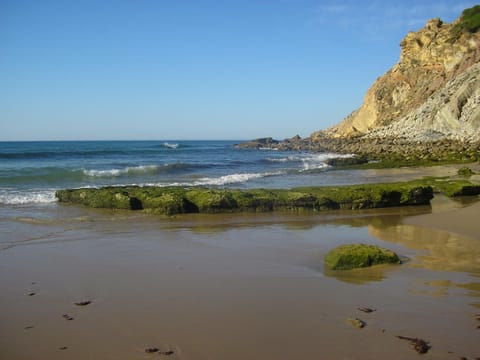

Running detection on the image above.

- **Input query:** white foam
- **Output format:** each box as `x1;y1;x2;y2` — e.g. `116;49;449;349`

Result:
83;165;160;177
0;190;57;205
139;171;284;188
267;152;354;171
163;142;179;149
266;155;300;163
300;153;354;171
193;171;284;186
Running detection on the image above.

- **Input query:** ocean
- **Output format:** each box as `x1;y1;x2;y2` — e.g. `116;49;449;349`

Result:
0;139;408;252
0;140;361;206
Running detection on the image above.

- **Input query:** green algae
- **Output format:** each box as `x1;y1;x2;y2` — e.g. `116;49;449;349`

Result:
427;178;480;197
54;187;141;210
324;244;401;270
55;176;480;215
185;189;238;213
332;155;460;170
457;166;474;177
56;180;436;215
297;182;434;209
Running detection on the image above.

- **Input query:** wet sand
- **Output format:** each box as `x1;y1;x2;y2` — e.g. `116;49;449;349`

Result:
406;198;480;240
0;198;479;359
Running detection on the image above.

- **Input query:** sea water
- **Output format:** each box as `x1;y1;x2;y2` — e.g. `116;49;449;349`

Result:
0;139;361;251
0;140;359;205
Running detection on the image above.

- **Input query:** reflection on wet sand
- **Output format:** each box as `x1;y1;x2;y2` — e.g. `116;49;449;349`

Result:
366;198;480;308
369;224;480;274
160;205;435;234
412;280;480;308
323;263;400;284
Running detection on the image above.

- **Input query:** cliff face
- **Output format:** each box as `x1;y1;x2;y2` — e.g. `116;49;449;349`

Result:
319;9;480;142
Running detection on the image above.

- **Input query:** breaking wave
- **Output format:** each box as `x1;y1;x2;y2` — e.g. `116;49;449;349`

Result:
84;165;161;177
193;171;285;186
0;189;56;205
163;142;179;149
82;163;199;178
145;171;285;188
265;152;354;171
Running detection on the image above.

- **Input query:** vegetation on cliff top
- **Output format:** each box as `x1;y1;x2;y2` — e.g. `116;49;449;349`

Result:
452;5;480;36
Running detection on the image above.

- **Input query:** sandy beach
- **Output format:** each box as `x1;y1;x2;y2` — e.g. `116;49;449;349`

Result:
0;193;479;360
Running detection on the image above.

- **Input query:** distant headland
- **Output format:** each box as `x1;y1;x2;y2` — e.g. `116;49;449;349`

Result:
239;6;480;163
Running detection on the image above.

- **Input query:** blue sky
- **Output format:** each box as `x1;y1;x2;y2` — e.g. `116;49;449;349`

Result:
0;1;476;141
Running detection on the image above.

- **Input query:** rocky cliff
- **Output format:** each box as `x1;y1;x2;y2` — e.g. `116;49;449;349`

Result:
316;6;480;143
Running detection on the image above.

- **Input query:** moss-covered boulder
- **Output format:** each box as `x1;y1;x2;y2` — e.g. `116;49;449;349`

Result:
324;244;401;270
457;166;474;177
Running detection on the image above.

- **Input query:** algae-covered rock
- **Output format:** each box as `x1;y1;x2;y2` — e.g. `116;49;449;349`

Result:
55;188;142;210
326;155;369;167
324;244;401;270
457;166;474;177
305;183;433;210
185;189;238;213
432;179;480;197
142;193;191;215
230;189;276;211
55;181;437;215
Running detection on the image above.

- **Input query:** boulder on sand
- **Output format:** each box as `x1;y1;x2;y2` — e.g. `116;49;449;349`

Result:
325;244;401;270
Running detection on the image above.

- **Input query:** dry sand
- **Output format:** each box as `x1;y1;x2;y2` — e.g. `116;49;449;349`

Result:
0;197;479;360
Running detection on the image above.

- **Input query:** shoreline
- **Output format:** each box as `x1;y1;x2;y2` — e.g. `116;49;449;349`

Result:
236;137;480;165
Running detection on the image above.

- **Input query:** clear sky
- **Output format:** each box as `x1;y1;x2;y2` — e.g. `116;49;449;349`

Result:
0;0;476;141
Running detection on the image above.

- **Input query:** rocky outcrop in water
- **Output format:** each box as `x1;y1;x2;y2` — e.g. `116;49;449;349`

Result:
55;182;436;214
235;137;279;149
